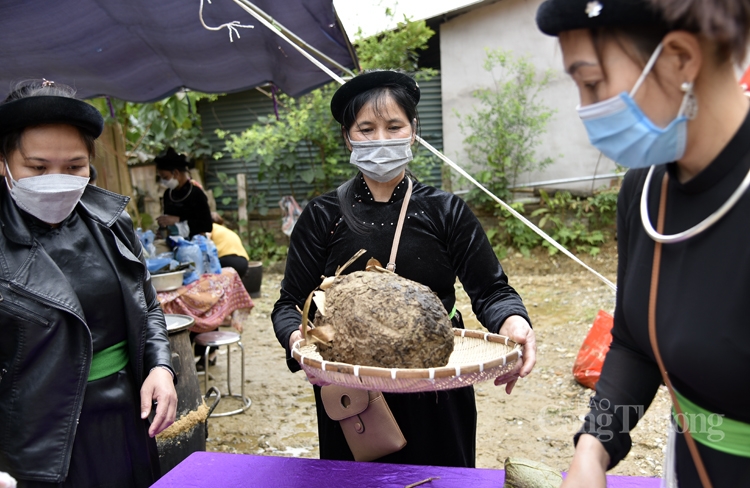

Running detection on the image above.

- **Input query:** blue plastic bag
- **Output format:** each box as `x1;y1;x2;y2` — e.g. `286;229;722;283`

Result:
146;257;172;273
136;229;157;258
192;235;221;275
171;237;203;285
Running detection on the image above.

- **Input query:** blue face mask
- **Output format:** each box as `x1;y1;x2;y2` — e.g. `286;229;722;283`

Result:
577;43;696;169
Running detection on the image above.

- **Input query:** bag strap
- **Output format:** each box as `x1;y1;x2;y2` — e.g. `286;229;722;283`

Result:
386;177;413;272
647;172;713;488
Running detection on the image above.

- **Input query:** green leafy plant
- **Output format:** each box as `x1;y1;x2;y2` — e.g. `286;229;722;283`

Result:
457;49;555;211
485;188;618;258
210;171;237;208
244;226;288;264
90;91;217;163
355;9;435;75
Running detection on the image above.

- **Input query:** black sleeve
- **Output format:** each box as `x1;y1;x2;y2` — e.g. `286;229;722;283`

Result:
446;196;530;332
186;188;213;235
573;171;662;468
271;199;334;372
116;210;175;381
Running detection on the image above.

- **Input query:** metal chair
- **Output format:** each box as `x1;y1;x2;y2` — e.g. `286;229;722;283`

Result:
193;331;251;417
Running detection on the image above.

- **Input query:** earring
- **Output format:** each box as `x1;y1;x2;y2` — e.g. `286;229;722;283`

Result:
679;81;698;120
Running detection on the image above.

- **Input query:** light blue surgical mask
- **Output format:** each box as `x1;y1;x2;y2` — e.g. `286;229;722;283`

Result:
577;43;697;169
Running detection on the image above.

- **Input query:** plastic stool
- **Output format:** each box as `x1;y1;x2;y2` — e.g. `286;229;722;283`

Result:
194;331;251;417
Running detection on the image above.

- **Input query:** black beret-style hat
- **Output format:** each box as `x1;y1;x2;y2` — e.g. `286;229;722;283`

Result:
536;0;668;36
154;147;191;171
0;96;104;138
330;70;420;125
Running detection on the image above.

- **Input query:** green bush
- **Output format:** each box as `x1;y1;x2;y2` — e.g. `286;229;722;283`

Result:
486;187;619;258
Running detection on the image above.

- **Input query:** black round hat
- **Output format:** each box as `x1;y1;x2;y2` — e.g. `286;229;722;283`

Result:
154;147;191;171
536;0;668;36
0;96;104;138
330;70;420;125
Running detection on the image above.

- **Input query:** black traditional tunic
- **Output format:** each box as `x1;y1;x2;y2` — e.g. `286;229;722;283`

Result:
579;113;750;486
162;181;213;238
25;211;159;488
272;175;530;467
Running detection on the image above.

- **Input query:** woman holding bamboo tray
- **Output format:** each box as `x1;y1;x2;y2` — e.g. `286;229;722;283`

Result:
535;0;750;486
0;80;176;487
272;70;536;467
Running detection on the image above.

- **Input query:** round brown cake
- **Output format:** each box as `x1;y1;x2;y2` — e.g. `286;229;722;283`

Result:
313;271;454;368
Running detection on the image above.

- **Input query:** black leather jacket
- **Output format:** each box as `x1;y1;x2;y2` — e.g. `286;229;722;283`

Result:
0;184;173;483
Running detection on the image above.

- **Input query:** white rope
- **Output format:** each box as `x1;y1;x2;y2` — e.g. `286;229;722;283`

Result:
199;0;617;293
199;0;254;42
417;136;617;292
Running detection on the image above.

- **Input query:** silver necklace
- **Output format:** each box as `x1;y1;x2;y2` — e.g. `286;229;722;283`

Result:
168;181;193;203
640;164;750;243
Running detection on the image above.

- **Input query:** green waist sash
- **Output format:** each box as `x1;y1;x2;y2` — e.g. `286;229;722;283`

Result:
449;306;457;320
88;340;129;382
673;388;750;458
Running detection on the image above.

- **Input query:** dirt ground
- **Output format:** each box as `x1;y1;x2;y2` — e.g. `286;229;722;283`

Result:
201;241;671;479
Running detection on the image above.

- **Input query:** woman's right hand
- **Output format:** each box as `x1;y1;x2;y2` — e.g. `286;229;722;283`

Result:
560;434;609;488
288;329;328;386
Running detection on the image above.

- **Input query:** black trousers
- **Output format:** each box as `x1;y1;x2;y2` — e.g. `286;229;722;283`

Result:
219;254;248;277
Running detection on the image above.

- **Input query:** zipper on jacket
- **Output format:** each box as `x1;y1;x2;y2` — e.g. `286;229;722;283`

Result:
0;293;51;327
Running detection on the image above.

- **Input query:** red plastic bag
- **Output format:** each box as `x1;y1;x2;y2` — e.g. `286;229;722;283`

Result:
572;310;614;390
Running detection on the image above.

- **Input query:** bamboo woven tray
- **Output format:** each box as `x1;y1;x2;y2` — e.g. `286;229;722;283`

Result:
292;328;523;393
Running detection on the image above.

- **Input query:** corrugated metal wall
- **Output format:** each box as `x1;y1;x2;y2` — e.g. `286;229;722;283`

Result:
198;74;444;213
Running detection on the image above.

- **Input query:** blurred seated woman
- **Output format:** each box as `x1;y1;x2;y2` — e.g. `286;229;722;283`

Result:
210;211;249;277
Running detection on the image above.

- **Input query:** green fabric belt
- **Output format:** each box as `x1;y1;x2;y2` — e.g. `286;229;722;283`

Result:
673;388;750;458
449;306;456;320
88;340;129;382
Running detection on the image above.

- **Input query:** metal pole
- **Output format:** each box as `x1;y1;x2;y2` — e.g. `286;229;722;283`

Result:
232;0;356;77
508;172;626;189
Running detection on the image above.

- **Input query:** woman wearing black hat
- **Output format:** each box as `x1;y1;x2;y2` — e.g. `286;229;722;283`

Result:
272;70;536;467
0;80;177;487
155;147;213;239
536;0;750;486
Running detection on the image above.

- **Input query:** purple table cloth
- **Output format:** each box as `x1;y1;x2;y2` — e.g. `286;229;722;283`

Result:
151;452;661;488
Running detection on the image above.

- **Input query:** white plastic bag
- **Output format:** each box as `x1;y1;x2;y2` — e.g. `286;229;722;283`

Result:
279;195;302;236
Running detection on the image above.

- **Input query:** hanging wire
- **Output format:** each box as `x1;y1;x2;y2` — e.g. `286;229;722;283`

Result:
199;0;254;42
271;84;280;121
199;0;617;293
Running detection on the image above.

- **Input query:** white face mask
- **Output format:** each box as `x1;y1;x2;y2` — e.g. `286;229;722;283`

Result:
161;178;179;190
349;136;413;183
4;163;89;224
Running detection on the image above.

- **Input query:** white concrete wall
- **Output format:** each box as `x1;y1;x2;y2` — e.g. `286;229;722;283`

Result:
440;0;616;193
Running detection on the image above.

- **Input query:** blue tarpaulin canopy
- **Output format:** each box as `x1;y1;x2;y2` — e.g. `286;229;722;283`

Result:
0;0;356;102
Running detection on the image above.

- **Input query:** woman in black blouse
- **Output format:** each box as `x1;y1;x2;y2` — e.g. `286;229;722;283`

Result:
536;0;750;486
272;70;536;467
155;147;213;239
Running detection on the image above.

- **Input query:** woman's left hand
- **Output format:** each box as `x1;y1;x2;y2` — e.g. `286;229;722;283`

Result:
156;214;179;227
140;367;178;437
495;315;536;394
